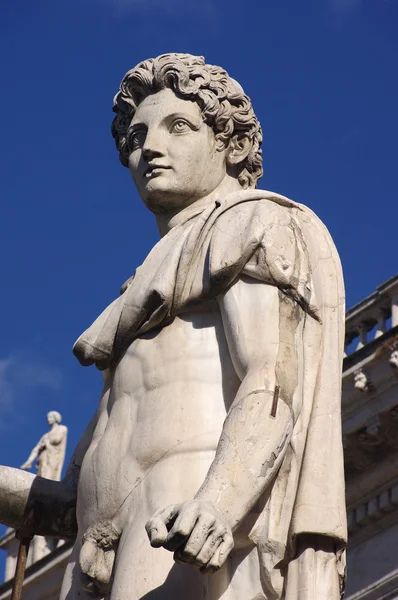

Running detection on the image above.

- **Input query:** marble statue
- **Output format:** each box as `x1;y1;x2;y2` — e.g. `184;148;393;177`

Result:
19;411;68;562
20;411;67;481
0;54;347;599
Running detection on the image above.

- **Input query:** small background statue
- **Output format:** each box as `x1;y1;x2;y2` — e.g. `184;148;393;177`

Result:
20;411;67;481
20;411;68;562
389;341;398;369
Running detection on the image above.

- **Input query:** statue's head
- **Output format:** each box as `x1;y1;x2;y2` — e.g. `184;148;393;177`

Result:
47;411;62;425
112;53;263;212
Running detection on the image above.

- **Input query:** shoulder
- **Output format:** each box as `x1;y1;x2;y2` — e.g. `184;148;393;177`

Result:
219;197;306;255
211;197;297;262
218;196;294;228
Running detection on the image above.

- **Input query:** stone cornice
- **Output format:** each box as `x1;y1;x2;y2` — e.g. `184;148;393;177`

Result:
345;567;398;600
347;481;398;549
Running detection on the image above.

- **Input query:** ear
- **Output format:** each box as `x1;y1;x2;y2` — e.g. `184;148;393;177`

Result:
226;135;251;166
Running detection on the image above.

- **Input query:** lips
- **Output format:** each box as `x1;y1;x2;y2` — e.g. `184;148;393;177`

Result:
144;164;171;177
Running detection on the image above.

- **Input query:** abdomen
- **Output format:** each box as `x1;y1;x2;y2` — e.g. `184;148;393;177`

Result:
78;305;240;529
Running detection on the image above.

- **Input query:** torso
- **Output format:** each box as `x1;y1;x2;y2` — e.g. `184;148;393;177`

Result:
77;300;240;533
37;425;67;480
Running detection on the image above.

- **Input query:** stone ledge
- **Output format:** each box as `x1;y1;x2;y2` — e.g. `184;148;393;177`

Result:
0;539;73;600
347;483;398;549
345;566;398;600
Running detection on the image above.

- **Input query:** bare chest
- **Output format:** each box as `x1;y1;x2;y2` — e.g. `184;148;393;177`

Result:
113;303;238;405
92;304;239;466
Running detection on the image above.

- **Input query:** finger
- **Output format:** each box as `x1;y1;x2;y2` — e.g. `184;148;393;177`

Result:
164;503;199;551
194;525;226;567
200;533;234;574
173;514;217;564
181;514;218;560
146;504;180;548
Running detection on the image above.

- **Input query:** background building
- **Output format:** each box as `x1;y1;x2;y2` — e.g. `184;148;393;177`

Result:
1;274;398;599
343;274;398;599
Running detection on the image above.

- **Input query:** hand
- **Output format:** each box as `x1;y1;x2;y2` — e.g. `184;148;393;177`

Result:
20;462;33;470
145;500;234;573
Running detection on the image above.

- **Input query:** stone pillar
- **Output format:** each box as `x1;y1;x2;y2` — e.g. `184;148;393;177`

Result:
374;310;386;338
392;295;398;327
356;325;367;350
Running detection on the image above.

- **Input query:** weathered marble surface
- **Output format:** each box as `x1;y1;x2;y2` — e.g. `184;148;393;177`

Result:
21;411;67;481
0;54;346;599
18;411;68;562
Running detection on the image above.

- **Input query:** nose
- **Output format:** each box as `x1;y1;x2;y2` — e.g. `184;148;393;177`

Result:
142;127;165;160
143;147;162;160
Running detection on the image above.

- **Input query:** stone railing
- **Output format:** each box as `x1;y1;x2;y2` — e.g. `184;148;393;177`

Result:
347;481;398;533
345;274;398;356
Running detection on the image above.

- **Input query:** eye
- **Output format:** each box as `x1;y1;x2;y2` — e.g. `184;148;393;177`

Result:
170;119;191;134
127;128;146;151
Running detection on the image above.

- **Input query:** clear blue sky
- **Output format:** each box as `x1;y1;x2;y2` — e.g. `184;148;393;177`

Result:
0;0;396;569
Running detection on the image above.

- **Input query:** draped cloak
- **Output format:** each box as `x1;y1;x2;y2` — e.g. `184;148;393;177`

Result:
73;189;347;598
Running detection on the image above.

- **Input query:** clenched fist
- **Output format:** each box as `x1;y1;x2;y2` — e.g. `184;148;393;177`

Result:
145;500;234;573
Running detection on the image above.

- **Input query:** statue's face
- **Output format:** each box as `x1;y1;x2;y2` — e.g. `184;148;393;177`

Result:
47;413;55;425
128;88;227;212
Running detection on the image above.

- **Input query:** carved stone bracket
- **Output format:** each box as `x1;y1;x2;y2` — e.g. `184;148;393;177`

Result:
354;368;373;393
389;341;398;369
378;404;398;449
344;426;382;471
344;403;398;471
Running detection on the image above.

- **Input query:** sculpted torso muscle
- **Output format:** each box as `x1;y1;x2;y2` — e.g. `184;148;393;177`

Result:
78;302;240;536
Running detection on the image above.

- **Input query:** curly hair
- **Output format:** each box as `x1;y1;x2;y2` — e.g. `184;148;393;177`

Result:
47;411;62;424
112;53;263;189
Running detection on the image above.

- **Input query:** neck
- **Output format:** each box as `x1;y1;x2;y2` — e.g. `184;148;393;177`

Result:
155;175;242;237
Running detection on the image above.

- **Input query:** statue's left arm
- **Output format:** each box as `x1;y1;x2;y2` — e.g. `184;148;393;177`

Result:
147;275;301;572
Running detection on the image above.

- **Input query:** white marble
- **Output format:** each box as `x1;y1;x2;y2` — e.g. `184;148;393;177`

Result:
20;411;67;481
354;369;371;392
0;54;346;599
390;343;398;368
18;412;68;562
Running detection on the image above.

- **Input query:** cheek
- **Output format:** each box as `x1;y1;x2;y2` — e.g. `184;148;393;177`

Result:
191;147;225;183
128;155;141;181
178;142;218;174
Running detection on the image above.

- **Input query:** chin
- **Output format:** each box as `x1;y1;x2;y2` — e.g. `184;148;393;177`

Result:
142;184;193;213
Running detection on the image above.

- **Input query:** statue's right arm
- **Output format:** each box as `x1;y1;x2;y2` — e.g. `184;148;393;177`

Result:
0;376;111;538
20;436;45;470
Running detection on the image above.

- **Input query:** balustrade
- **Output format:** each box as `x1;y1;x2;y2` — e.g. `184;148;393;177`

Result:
344;275;398;357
